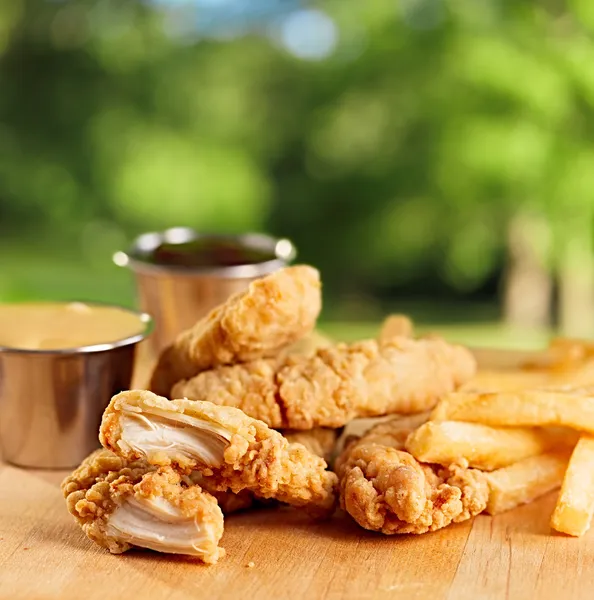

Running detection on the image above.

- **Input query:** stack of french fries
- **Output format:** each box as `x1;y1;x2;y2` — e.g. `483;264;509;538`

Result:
406;338;594;537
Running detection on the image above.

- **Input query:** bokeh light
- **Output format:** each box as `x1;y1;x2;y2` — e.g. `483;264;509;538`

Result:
278;9;338;61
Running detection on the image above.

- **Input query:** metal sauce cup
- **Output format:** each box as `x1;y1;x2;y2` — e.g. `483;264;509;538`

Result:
0;305;152;469
114;228;296;353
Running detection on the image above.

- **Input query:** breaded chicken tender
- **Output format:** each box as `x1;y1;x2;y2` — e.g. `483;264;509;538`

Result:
172;337;476;429
150;265;322;397
283;428;339;463
282;330;334;357
192;429;338;513
334;417;488;534
100;390;338;517
378;314;414;343
188;472;258;514
61;449;224;563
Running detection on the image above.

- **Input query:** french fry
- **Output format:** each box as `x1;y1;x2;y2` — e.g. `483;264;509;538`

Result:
378;314;414;342
405;421;576;471
461;369;557;393
431;387;594;433
545;338;594;370
464;338;594;394
551;435;594;537
485;451;571;515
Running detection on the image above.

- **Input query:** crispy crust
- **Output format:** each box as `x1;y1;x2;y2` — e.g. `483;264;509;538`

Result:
283;428;339;463
100;390;338;518
190;429;338;513
187;472;258;514
172;337;476;429
62;449;224;562
150;265;322;397
378;314;414;342
334;417;488;534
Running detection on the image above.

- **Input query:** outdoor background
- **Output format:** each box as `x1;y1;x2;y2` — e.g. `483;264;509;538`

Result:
2;0;594;344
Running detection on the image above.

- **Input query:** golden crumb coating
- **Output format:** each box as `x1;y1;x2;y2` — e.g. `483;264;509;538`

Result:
283;428;339;463
334;412;430;472
334;417;488;534
378;314;414;343
172;337;476;429
188;429;337;514
62;449;225;563
281;330;334;357
189;429;337;513
61;449;151;502
188;472;258;514
150;265;322;397
100;390;338;518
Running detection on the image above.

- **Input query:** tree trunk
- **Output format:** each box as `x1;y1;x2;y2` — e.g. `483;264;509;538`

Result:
558;215;594;337
503;211;553;330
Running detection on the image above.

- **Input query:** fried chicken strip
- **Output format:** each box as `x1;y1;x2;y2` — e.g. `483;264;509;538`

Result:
100;390;337;517
378;314;414;343
282;330;334;358
283;428;339;463
172;336;476;429
150;265;322;397
187;472;258;515
194;429;339;514
335;417;488;534
61;449;224;563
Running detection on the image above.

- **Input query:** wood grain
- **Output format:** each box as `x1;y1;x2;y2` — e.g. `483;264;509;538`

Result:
1;348;594;599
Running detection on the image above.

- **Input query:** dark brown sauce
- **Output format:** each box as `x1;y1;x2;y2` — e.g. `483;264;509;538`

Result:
142;239;276;268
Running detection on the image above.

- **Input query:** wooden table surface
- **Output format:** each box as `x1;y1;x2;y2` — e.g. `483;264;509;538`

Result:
2;347;594;600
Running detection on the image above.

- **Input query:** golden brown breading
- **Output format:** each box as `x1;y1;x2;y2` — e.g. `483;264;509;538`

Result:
378;314;414;343
334;412;431;468
62;449;224;563
100;390;338;518
191;429;338;514
150;265;322;397
188;472;258;514
334;417;488;534
172;337;476;429
281;330;334;357
283;428;339;463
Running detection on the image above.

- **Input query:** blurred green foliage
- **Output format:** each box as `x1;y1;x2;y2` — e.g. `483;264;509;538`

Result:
1;0;594;321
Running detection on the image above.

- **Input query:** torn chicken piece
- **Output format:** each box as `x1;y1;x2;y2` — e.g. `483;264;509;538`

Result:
61;449;224;563
283;428;339;463
335;417;488;534
186;430;338;514
172;336;476;429
194;428;338;513
187;472;258;514
378;314;414;343
150;265;322;397
100;390;338;517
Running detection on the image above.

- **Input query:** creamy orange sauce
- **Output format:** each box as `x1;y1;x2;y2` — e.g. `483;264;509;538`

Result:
0;302;148;350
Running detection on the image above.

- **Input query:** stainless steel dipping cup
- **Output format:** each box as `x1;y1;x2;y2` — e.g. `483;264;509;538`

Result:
0;309;152;469
113;228;296;354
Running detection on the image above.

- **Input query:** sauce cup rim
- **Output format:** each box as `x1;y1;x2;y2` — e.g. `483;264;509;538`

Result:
114;228;296;278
